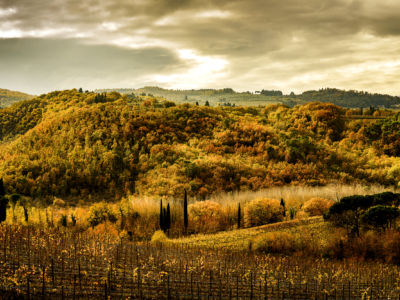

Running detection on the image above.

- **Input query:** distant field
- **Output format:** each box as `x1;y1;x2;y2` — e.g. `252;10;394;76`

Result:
99;87;285;106
97;86;400;108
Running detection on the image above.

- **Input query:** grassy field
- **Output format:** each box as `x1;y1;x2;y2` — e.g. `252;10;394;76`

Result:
169;216;325;251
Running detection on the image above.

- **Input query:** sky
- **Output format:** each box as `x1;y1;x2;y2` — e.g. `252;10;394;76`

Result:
1;0;400;95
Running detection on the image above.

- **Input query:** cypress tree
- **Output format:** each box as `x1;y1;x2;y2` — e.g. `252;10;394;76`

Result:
0;197;7;223
237;203;241;229
160;199;164;231
280;198;286;217
0;178;5;197
0;179;7;223
184;190;188;232
166;203;171;231
162;208;167;232
23;206;29;223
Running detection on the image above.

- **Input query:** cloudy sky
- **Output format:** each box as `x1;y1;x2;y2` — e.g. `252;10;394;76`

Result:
1;0;400;95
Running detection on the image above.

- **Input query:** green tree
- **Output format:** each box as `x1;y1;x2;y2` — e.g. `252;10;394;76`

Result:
0;178;5;196
237;203;241;228
325;192;400;235
325;195;373;235
0;197;7;223
160;199;164;231
361;205;400;231
280;198;286;217
166;203;171;232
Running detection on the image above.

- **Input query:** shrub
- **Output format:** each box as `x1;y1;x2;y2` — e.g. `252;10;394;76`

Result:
151;230;168;245
322;230;348;259
295;210;309;219
189;200;222;232
87;202;117;227
244;198;283;227
381;230;400;264
303;197;334;216
118;198;140;230
87;221;119;242
253;232;297;254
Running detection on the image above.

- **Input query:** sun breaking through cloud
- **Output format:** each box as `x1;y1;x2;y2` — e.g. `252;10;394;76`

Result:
0;0;400;95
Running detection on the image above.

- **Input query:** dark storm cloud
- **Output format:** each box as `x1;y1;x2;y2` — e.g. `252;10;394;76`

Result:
1;0;400;94
0;38;184;94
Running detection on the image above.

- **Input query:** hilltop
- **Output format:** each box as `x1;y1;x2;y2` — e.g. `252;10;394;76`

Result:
0;88;34;108
98;86;400;108
0;89;400;203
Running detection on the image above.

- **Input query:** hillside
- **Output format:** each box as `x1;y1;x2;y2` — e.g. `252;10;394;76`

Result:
98;87;400;108
98;86;283;107
170;216;324;251
296;88;400;108
1;89;400;202
0;88;34;108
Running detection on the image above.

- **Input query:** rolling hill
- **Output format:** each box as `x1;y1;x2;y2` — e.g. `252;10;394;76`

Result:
0;88;34;108
1;89;400;203
97;86;400;108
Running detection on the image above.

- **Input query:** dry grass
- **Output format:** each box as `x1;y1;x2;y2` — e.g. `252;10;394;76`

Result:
4;184;396;238
169;216;324;251
207;183;397;209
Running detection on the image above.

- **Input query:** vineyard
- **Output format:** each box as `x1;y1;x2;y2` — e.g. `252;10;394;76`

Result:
1;224;400;299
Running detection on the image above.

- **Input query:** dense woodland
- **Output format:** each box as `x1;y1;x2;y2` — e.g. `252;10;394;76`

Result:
100;87;400;108
296;88;400;108
1;89;400;203
0;88;34;108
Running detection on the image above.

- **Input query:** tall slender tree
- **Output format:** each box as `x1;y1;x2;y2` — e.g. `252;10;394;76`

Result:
166;203;171;232
160;199;164;231
184;190;188;232
280;198;286;217
0;198;6;223
237;203;241;229
0;178;5;197
0;179;7;223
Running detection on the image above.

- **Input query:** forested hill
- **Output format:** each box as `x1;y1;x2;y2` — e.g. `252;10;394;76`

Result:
1;89;400;203
295;88;400;108
98;87;400;108
0;88;34;108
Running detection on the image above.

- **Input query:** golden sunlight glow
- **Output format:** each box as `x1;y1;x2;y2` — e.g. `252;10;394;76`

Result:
153;49;229;88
